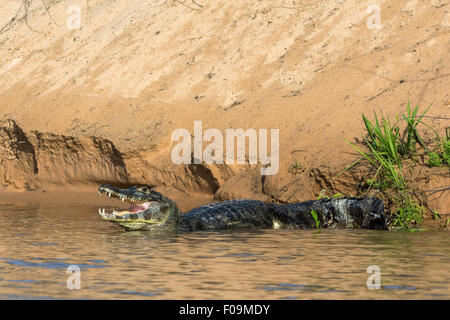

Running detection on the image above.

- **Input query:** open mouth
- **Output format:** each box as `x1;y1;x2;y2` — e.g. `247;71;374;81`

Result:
98;185;152;217
97;203;151;217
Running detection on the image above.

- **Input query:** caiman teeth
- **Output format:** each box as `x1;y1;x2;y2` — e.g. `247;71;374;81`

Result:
99;189;135;204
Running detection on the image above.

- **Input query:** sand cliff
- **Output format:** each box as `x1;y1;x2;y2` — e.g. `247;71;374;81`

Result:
0;0;448;212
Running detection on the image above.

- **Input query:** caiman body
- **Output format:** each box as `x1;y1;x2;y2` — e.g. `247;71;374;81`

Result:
98;184;387;231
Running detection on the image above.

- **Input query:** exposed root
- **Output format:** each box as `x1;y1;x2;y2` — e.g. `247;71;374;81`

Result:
0;0;59;35
174;0;205;11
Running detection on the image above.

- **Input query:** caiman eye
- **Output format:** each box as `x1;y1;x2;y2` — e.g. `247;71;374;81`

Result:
139;186;149;192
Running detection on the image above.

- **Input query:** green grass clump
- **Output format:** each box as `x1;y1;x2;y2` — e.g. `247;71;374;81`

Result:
422;125;450;167
343;125;406;191
391;193;425;230
340;102;429;193
427;152;442;167
425;137;450;167
362;101;429;164
338;101;447;230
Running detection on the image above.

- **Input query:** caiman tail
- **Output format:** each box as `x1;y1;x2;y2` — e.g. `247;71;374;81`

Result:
279;197;386;230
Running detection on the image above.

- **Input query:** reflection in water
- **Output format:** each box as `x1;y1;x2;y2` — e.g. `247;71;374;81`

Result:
0;204;449;299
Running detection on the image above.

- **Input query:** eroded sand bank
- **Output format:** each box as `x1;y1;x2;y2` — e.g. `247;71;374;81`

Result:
0;0;448;213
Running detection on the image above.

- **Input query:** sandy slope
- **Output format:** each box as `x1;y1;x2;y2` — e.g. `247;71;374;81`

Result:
0;0;448;212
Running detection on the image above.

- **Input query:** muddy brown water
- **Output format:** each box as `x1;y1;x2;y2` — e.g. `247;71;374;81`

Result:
0;204;449;300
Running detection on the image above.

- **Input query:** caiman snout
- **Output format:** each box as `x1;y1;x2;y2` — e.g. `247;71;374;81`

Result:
97;184;177;230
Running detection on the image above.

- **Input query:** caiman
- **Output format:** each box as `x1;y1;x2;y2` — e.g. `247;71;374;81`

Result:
97;184;387;231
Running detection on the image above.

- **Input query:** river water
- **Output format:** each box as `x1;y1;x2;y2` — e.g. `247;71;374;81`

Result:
0;204;449;299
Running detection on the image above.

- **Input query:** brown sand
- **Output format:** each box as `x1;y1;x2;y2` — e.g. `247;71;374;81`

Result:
0;0;448;213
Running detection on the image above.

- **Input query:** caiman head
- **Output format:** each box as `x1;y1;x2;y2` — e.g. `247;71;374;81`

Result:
98;184;180;231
